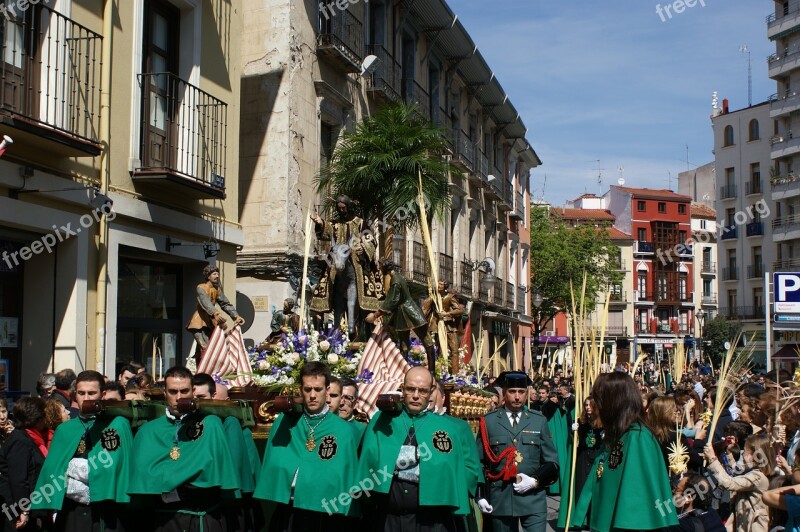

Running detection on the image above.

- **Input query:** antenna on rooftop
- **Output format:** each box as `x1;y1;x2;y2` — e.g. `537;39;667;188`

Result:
740;44;752;107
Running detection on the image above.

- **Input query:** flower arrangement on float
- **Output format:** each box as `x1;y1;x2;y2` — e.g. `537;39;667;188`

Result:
246;327;363;388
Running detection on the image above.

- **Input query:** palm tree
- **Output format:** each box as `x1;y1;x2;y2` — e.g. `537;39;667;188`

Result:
316;103;451;260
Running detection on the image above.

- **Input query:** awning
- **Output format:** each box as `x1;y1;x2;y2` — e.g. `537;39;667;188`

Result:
773;344;800;360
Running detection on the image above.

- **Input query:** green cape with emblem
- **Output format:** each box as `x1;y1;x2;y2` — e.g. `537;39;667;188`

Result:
31;415;133;510
572;423;678;531
253;410;361;516
357;408;479;515
127;413;240;495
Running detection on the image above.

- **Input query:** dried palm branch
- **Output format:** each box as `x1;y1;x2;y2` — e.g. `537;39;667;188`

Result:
707;333;754;441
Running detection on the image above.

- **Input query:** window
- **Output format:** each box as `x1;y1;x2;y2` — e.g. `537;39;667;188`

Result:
727;290;737;311
725;208;735;227
658;202;666;213
679;274;687;300
678;204;686;214
679;230;687;244
723;125;734;147
703;279;712;295
751;163;760;180
702;247;712;265
637;228;647;241
753;287;764;311
700;219;707;230
748;119;760;141
637;200;646;212
637;273;647;298
725;168;735;187
727;249;737;271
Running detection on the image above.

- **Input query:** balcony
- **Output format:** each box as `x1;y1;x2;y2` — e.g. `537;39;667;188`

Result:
509;191;525;221
702;293;717;306
0;5;102;156
634;291;654;304
722;267;739;281
411;241;428;285
770;135;800;159
746;222;764;237
701;261;717;275
771;174;800;201
134;73;227;199
317;8;364;72
506;282;514;309
770;89;800;118
635;241;655;254
492;278;504;306
747;263;764;279
720;226;738;240
478;272;490;302
517;286;526;313
475;149;489;181
449;129;475;172
606;326;628;337
768;48;800;78
486;168;504;200
774;258;800;272
772;214;800;236
402;78;430;122
438;253;453;287
768;4;800;40
719;306;765;320
609;291;627;304
366;45;401;103
720;184;737;200
459;261;473;297
745;179;763;195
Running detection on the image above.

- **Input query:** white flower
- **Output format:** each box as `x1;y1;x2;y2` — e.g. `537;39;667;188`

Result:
319;340;331;352
291;353;301;364
327;353;339;364
258;360;270;371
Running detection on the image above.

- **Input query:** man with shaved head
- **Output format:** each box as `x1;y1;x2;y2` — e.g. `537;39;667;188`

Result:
357;366;480;530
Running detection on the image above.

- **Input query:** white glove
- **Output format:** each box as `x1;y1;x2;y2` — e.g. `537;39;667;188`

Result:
572;422;579;431
477;498;493;513
513;473;538;494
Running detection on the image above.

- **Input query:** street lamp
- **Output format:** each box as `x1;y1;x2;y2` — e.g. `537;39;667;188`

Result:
531;288;543;370
695;309;706;365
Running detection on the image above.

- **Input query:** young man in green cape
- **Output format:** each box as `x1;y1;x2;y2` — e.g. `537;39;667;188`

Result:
128;366;241;531
253;361;361;531
357;366;480;531
476;371;560;532
31;370;133;531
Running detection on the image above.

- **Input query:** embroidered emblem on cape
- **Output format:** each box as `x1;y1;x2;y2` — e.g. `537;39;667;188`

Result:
608;440;624;470
432;430;453;453
318;435;337;460
186;420;204;441
100;428;121;451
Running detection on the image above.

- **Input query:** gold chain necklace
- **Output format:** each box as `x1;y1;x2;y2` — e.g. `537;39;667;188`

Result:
303;412;328;451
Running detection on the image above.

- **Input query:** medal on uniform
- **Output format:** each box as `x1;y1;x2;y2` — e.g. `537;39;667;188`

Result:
303;412;327;452
77;437;86;455
306;434;316;452
170;446;180;460
596;461;604;479
586;432;596;447
515;450;524;463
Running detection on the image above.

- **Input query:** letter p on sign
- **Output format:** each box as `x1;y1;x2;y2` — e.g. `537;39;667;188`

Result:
778;274;800;301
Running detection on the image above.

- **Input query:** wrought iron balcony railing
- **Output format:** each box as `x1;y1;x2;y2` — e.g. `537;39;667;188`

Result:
318;8;364;72
402;78;430;122
366;44;401;102
136;73;228;197
0;4;103;153
439;253;453;287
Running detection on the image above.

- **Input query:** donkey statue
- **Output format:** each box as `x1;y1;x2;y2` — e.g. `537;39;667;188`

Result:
328;232;358;337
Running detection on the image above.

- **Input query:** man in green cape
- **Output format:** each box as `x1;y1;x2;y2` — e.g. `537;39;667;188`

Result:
357;366;480;531
128;366;241;531
476;371;560;532
254;361;361;531
32;370;133;531
338;378;367;442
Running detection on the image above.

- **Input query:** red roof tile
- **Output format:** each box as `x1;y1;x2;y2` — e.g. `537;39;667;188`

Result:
608;228;633;241
612;185;691;202
691;202;716;219
552;208;615;221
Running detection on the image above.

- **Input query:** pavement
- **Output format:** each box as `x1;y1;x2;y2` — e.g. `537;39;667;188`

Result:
546;495;560;531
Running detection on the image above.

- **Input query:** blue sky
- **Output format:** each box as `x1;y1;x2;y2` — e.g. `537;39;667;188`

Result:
453;0;774;206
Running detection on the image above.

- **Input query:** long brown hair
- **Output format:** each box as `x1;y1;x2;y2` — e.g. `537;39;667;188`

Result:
645;395;677;446
579;397;603;429
746;432;776;478
592;372;644;443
